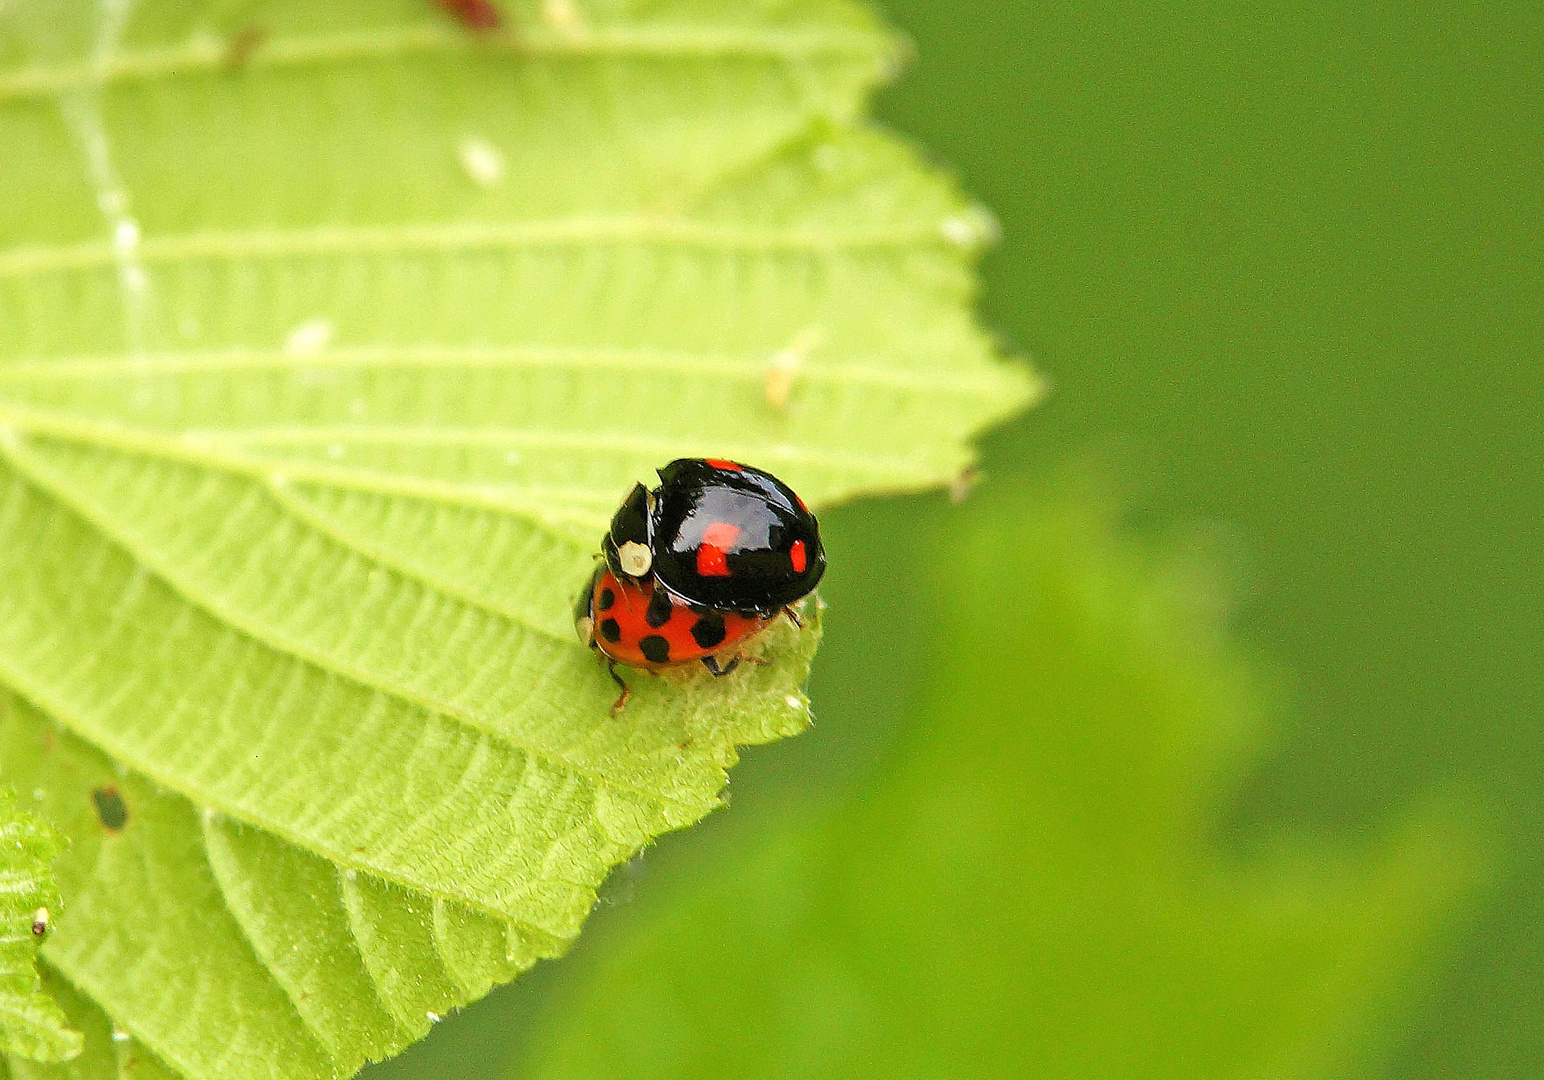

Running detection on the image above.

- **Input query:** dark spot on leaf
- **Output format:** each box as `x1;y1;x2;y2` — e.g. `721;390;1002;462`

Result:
436;0;503;32
690;613;727;649
639;635;671;664
225;25;267;69
599;618;621;643
645;587;673;628
92;785;128;831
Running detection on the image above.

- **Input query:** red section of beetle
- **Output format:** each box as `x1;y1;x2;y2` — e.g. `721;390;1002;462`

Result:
704;458;742;471
588;568;767;669
695;521;741;577
789;539;807;573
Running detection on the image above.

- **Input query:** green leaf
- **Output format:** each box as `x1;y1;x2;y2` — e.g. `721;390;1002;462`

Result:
508;481;1482;1079
0;789;79;1064
0;1;1034;1078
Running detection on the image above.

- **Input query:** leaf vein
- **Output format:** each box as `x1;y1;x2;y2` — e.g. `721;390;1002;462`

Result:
0;345;1022;397
0;435;706;815
261;477;577;646
0;217;957;281
0;401;611;527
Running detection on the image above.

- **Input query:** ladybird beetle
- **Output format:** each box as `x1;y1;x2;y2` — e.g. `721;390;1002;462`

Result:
578;459;825;711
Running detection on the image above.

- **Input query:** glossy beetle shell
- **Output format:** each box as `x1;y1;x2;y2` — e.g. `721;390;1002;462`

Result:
603;458;825;616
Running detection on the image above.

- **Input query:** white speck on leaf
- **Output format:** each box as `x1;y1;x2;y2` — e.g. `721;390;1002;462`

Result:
114;217;140;250
185;26;223;58
939;205;1002;248
459;137;505;188
766;326;824;409
542;0;584;32
285;318;334;356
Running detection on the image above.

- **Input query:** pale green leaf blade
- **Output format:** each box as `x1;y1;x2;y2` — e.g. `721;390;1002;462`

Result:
0;0;1033;1077
0;789;79;1064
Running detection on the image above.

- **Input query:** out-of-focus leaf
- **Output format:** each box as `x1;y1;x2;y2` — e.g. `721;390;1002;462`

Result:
0;1;1036;1077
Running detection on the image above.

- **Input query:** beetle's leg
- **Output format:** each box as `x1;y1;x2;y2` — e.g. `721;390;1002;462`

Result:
607;659;631;714
701;654;740;678
782;604;804;630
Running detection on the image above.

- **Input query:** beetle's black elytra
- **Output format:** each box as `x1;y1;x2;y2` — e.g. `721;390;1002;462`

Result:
602;458;825;616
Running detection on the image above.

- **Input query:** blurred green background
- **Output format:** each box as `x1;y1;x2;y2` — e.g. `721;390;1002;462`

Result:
366;1;1540;1076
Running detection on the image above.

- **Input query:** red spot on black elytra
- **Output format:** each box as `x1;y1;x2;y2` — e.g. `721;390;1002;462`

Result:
695;522;740;577
789;539;807;573
704;458;741;471
696;546;728;577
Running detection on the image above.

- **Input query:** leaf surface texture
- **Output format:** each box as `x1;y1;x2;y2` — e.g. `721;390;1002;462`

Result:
0;1;1034;1077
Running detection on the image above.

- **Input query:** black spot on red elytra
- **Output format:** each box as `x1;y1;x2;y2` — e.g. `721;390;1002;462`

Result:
645;587;673;628
92;786;128;832
599;618;622;643
597;587;615;611
639;635;671;664
690;613;727;649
